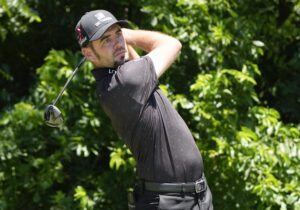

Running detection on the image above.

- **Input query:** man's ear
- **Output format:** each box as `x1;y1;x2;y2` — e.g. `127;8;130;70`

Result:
81;48;95;62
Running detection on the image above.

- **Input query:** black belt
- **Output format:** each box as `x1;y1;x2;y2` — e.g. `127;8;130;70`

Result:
143;176;207;193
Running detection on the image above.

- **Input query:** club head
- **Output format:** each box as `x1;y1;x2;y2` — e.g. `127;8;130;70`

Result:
44;105;64;127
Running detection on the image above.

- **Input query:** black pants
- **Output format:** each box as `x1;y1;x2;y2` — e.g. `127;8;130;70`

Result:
128;185;213;210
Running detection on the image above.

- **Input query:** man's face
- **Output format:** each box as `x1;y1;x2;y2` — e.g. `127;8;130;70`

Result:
86;24;127;68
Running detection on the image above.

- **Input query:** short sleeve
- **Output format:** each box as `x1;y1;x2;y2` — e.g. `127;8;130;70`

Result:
116;56;159;104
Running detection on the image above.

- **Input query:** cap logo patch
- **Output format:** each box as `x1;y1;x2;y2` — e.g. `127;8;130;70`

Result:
76;28;87;46
76;28;84;42
94;12;112;27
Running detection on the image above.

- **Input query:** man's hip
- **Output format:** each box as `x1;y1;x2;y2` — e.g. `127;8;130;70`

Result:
128;175;213;210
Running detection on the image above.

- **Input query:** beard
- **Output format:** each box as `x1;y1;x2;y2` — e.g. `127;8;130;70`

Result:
113;55;126;68
113;46;127;68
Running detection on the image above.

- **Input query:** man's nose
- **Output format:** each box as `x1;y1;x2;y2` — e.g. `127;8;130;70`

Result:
113;36;123;49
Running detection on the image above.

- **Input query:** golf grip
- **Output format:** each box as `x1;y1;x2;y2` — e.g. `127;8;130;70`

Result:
52;57;86;106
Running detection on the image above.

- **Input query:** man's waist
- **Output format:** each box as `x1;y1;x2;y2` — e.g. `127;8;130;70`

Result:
141;175;207;193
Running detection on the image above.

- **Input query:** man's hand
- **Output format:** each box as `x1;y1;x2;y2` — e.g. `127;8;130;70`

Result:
122;28;182;78
127;44;140;60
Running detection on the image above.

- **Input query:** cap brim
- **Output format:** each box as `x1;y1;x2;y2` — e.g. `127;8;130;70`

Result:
89;20;129;42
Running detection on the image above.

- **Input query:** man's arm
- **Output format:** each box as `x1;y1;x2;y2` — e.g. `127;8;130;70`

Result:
122;29;182;78
127;44;140;60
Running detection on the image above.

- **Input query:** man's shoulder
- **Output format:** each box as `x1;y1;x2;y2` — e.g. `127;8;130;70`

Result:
113;55;157;92
120;55;152;69
116;56;154;80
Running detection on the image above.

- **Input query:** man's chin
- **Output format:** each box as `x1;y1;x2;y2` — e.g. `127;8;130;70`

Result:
113;56;126;68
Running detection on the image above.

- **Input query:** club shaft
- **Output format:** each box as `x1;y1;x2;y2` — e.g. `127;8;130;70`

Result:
52;57;86;106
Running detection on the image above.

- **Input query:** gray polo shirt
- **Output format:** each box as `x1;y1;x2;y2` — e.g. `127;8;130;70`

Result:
92;56;203;182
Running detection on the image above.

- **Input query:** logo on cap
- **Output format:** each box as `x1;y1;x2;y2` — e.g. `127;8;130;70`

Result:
94;12;112;27
76;28;87;46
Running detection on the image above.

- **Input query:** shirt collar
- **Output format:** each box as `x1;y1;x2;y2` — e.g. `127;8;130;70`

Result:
91;67;116;81
91;59;130;81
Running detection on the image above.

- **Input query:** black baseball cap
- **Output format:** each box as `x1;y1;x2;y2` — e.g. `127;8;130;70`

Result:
75;10;128;47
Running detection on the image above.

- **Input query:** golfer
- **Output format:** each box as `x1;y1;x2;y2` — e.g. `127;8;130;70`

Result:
75;10;213;209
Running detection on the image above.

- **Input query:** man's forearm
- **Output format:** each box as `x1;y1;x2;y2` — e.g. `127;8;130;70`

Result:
122;29;178;53
122;28;182;77
127;44;140;60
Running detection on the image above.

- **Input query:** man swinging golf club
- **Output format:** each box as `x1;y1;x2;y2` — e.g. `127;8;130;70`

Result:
75;10;213;209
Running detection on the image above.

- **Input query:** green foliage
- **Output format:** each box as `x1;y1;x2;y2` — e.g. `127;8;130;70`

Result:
0;0;41;41
0;0;42;110
1;0;300;209
0;50;136;209
141;0;300;209
110;145;136;171
175;68;300;209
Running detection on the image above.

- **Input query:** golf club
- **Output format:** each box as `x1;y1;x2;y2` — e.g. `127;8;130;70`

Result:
44;56;86;127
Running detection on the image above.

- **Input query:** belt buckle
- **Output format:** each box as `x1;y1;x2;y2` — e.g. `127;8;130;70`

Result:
195;178;206;193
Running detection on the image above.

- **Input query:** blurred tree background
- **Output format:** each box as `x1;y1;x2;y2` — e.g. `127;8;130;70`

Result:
0;0;300;209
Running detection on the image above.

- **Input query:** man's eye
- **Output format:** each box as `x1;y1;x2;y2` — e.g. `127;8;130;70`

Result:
105;39;111;43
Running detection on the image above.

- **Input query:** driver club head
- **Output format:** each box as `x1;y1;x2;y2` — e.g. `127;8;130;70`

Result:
44;57;86;127
44;105;64;127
